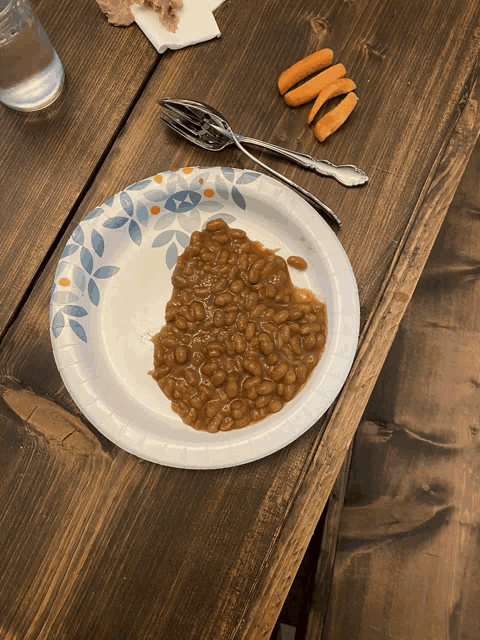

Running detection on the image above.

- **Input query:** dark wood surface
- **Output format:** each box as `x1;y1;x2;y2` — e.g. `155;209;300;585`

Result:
0;0;157;338
1;0;480;638
306;104;480;640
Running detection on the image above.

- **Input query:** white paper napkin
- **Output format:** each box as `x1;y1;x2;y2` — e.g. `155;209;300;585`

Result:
132;0;224;54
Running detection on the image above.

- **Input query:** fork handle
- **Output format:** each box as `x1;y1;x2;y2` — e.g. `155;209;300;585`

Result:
231;135;341;227
237;136;368;188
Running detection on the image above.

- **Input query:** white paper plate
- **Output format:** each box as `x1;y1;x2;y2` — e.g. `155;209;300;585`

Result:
50;167;359;469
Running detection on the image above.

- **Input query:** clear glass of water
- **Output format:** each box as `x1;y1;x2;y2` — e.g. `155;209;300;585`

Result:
0;0;64;111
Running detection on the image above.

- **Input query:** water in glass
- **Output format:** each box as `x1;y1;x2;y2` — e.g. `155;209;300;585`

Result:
0;0;64;111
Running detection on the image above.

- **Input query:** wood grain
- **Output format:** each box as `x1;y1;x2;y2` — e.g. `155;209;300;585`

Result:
304;86;480;640
298;446;354;640
0;0;157;337
234;85;480;640
1;0;480;638
315;118;480;640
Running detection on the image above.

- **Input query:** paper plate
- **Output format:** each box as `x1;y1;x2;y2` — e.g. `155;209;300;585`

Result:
50;167;359;468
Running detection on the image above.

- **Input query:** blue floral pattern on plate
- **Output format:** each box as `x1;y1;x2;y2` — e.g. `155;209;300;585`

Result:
50;167;260;343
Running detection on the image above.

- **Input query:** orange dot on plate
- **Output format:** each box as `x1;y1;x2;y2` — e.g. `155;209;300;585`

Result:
204;189;214;197
154;175;163;183
150;206;161;215
59;277;70;287
199;178;204;184
182;167;193;174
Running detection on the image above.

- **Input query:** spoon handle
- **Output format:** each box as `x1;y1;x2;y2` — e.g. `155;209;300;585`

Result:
231;135;342;227
237;136;368;188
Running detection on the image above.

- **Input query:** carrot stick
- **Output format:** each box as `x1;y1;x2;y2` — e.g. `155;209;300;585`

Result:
278;48;334;95
284;63;346;107
313;92;358;142
307;77;357;124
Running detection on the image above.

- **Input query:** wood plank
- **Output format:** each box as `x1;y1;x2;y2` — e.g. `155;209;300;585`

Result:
1;1;480;639
234;81;480;640
0;0;157;337
235;89;478;639
297;446;354;640
316;112;480;640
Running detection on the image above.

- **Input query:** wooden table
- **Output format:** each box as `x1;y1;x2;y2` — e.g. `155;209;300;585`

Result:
306;131;480;640
1;1;479;638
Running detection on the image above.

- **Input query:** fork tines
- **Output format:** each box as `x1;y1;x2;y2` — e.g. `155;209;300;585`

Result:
159;112;202;143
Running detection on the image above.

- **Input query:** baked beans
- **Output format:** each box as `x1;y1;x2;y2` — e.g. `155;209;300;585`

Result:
151;219;327;432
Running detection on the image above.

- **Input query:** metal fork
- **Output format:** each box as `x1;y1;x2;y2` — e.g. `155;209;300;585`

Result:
158;100;368;188
158;98;343;227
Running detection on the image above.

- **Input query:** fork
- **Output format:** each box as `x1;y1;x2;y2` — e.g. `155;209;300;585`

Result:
158;99;368;188
158;98;342;227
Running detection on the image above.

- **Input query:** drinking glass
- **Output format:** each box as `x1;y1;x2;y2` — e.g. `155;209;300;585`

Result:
0;0;64;111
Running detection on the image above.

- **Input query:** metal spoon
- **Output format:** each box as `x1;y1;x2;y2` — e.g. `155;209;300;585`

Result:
158;98;342;227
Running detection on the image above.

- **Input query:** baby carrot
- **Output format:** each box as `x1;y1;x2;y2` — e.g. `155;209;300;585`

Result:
307;77;357;124
284;63;347;107
278;48;334;95
313;92;358;142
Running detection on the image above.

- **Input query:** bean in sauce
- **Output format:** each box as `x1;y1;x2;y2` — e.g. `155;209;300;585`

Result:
150;219;327;433
287;255;308;270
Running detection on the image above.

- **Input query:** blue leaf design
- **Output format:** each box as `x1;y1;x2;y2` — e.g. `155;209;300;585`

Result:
52;291;79;304
63;305;88;318
51;281;56;297
190;172;210;190
88;278;100;306
175;230;190;248
69;319;87;343
152;230;175;248
166;242;178;270
221;167;235;183
84;206;104;221
165;190;202;213
215;175;229;199
154;213;176;231
80;248;94;275
177;211;201;232
71;225;84;245
202;213;237;230
105;195;115;207
236;171;261;184
136;202;149;227
231;186;246;210
72;265;86;292
61;244;79;258
103;216;128;229
91;230;104;257
197;201;224;212
120;191;134;216
127;179;151;191
93;266;120;279
129;219;142;246
52;311;65;338
167;173;188;194
145;190;168;202
55;260;70;279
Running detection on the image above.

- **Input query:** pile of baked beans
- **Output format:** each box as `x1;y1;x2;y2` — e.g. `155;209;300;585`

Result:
151;218;327;432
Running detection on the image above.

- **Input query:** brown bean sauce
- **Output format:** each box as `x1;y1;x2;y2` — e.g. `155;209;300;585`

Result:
150;219;327;433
